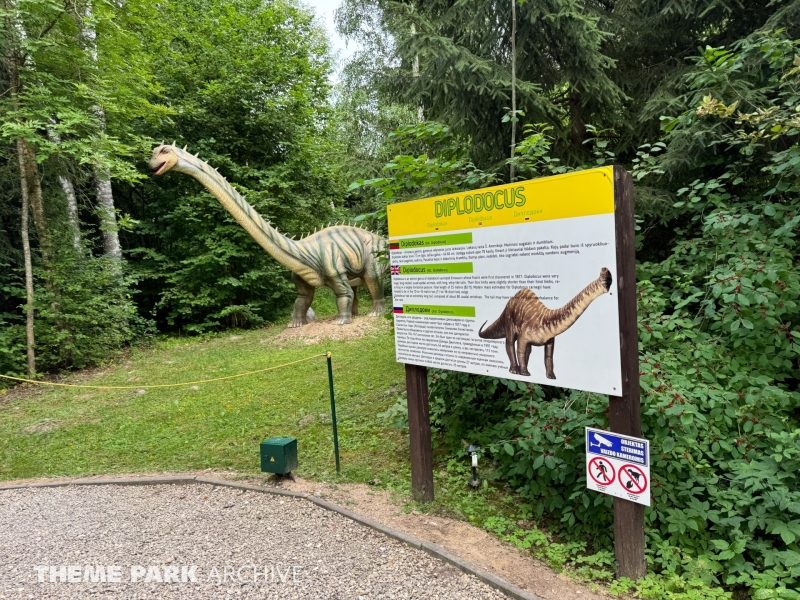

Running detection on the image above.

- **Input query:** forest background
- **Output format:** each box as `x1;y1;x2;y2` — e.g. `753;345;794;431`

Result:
2;0;800;598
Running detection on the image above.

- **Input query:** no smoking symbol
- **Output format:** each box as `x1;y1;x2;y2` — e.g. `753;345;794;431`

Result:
588;457;615;486
620;464;647;494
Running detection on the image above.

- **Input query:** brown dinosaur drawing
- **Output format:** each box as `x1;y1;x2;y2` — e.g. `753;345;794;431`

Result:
478;268;613;379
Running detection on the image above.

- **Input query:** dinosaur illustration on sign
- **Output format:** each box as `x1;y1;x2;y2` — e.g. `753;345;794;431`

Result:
478;268;613;379
149;143;387;326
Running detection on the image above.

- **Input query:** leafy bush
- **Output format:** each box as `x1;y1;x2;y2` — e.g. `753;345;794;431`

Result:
33;256;144;370
419;31;800;597
0;238;145;378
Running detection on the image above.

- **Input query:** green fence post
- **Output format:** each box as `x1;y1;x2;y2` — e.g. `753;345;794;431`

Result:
326;351;341;474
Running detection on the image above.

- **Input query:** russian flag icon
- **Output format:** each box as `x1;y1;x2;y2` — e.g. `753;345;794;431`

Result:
393;306;404;314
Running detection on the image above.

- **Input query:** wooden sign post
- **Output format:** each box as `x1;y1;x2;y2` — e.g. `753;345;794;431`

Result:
391;165;645;579
609;166;646;580
405;363;434;503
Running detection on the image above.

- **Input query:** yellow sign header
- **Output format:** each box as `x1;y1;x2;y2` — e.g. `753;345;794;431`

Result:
387;166;614;238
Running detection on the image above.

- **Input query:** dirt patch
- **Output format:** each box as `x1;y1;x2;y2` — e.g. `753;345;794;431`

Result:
297;413;330;427
269;315;390;346
0;362;119;406
0;384;47;407
22;420;63;434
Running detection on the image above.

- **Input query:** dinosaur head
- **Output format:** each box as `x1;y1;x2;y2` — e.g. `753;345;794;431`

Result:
599;267;612;292
149;143;181;176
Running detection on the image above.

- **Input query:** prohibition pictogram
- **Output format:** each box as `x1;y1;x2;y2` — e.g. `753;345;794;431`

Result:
619;464;648;494
588;456;615;486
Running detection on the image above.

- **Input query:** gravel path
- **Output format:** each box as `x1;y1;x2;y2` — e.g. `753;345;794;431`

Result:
0;484;510;599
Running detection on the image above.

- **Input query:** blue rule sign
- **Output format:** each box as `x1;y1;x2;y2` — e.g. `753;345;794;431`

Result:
585;428;649;467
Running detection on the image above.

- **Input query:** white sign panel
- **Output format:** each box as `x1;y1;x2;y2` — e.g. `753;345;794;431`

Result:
585;427;650;506
387;167;622;395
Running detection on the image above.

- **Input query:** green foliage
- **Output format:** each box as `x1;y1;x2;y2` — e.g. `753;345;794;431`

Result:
338;0;625;167
377;391;409;430
610;574;734;600
0;243;142;378
1;0;344;349
485;515;615;579
119;0;339;332
32;259;142;371
347;121;498;230
413;28;800;598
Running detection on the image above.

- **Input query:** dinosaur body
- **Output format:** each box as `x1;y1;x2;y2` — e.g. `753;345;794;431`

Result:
149;143;387;326
478;268;612;379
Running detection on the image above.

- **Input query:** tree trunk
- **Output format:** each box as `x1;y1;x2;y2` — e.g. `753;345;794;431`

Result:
47;122;82;251
6;5;35;376
411;24;424;122
82;4;123;262
18;139;52;265
568;88;587;149
17;141;36;378
95;161;122;260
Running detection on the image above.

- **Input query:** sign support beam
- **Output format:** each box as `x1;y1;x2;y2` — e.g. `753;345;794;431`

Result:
405;363;434;503
609;165;646;580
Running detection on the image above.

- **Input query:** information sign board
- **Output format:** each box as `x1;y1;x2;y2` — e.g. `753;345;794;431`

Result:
387;166;622;395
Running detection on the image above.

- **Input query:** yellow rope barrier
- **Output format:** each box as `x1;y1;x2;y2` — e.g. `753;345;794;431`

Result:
0;353;328;390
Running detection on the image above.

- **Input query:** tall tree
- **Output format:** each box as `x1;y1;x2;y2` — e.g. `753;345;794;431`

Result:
339;0;625;169
16;141;36;376
4;9;36;375
81;4;122;261
338;0;798;170
46;124;82;251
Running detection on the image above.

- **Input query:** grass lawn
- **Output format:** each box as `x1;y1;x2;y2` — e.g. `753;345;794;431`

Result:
0;289;410;483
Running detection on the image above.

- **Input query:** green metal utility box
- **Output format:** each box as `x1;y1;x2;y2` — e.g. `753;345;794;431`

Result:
260;436;298;475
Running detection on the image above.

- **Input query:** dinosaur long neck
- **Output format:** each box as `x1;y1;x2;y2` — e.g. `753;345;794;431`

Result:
542;277;608;339
173;151;307;274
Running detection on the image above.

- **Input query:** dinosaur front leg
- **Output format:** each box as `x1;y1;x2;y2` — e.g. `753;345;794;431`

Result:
363;274;385;317
290;273;315;328
544;337;556;379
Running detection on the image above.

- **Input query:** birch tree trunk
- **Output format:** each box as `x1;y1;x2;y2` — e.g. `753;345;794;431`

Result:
47;123;82;251
82;4;123;261
5;11;36;375
5;4;52;267
16;140;37;377
95;145;123;260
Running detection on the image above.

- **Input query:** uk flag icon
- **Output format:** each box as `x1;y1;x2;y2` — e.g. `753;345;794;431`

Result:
390;265;401;276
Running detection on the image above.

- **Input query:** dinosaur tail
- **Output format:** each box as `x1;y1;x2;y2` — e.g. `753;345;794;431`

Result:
478;312;507;339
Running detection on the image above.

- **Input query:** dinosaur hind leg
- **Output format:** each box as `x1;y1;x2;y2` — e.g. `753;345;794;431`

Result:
544;338;556;379
506;336;520;374
351;286;359;316
290;273;315;328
